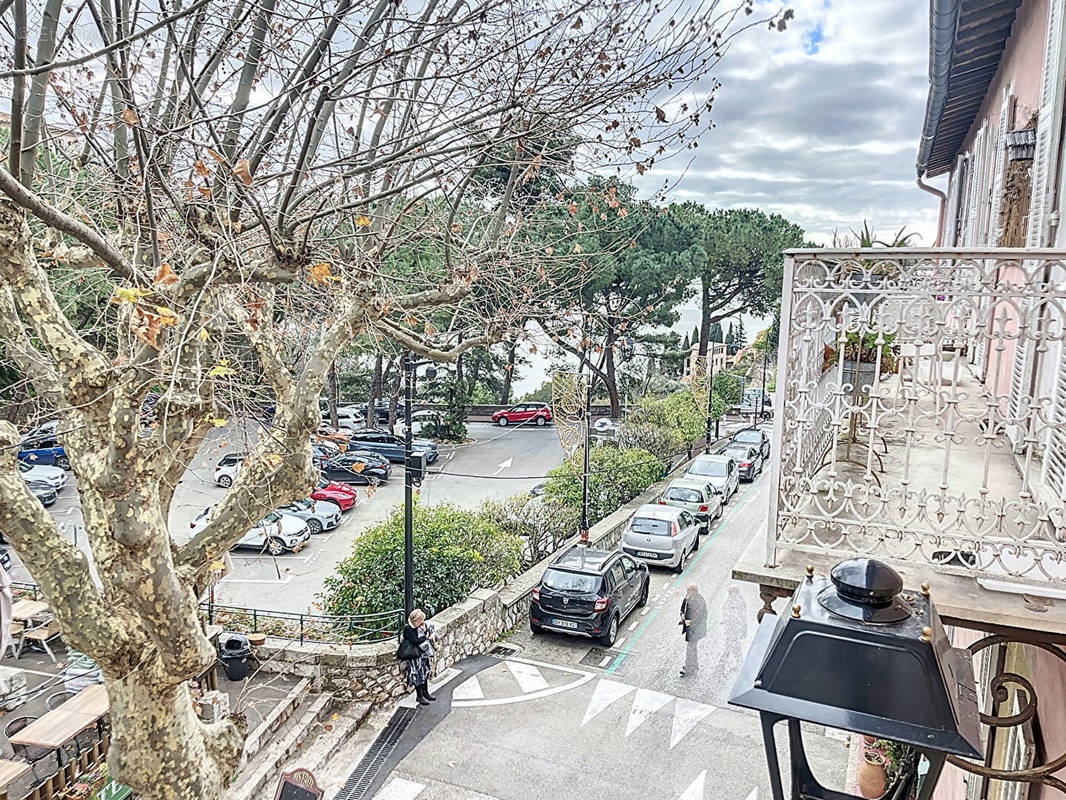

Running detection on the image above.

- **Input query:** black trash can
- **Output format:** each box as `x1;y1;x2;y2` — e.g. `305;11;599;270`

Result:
218;633;254;681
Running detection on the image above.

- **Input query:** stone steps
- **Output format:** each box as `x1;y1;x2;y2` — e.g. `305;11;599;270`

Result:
243;677;311;760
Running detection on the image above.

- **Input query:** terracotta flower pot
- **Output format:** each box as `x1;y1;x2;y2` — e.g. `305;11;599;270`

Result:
858;751;887;799
863;735;876;745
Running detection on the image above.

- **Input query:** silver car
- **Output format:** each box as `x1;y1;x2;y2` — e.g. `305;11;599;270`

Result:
659;478;723;532
621;504;702;573
279;498;343;534
685;454;740;503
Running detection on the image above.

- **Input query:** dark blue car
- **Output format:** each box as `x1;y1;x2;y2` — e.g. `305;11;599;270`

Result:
19;437;70;470
344;430;438;464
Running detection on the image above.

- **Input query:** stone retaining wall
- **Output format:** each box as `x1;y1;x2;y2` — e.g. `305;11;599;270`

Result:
252;452;707;704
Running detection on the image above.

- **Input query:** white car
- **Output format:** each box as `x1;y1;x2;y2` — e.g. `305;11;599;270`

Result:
320;402;366;430
213;452;246;488
279;498;342;534
396;410;441;437
190;507;310;556
19;461;66;491
685;454;740;503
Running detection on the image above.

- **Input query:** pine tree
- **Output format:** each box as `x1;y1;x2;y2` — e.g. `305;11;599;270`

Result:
734;318;747;348
691;325;700;346
681;333;690;350
709;322;723;343
725;321;735;346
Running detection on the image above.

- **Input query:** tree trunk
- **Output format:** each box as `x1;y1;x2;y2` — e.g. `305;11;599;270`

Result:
327;359;339;428
108;673;244;800
500;340;517;404
603;327;621;417
368;353;383;426
387;360;401;432
698;276;711;357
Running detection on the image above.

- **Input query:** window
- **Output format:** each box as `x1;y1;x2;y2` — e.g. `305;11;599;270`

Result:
689;459;727;477
542;569;599;593
620;557;637;578
630;517;671;536
608;563;626;589
665;487;702;503
734;430;761;444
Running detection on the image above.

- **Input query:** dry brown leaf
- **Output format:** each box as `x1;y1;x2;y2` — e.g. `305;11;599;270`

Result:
309;262;334;286
153;263;179;286
232;159;253;186
206;148;225;163
121;107;140;125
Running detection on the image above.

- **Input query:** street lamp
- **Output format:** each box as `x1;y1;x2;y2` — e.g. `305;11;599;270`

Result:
729;557;981;800
402;352;437;617
705;344;716;454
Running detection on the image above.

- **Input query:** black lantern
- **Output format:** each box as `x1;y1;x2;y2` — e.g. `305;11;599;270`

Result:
729;558;982;800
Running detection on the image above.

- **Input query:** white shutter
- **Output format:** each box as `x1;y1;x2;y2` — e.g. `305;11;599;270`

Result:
966;130;985;245
1027;0;1066;247
989;92;1011;245
1008;303;1032;450
1043;344;1066;498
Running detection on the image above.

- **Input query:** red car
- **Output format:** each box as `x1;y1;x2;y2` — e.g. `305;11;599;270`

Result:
491;403;553;427
312;475;359;511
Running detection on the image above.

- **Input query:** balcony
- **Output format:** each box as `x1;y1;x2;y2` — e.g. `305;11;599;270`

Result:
733;248;1066;797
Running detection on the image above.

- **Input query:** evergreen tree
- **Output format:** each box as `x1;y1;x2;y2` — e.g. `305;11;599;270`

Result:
734;318;747;348
691;325;701;347
725;321;735;346
681;333;690;350
708;322;723;343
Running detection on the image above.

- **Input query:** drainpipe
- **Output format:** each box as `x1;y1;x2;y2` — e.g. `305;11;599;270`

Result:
917;175;949;246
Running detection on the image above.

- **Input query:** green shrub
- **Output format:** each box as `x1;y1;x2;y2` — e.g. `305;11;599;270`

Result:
616;421;684;465
479;493;581;567
631;390;722;441
544;446;664;526
319;500;521;617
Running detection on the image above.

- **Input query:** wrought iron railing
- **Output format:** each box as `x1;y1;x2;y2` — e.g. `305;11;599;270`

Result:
770;248;1066;584
12;580;402;645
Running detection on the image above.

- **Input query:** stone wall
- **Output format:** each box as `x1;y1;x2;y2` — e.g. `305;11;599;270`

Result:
252;452;706;704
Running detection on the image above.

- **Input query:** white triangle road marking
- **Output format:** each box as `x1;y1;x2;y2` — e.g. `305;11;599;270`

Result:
670;697;716;749
505;660;549;693
625;688;674;737
678;770;706;800
451;675;484;701
743;789;758;800
374;776;425;800
581;678;635;726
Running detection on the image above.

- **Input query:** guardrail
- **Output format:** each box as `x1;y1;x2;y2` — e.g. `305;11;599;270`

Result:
11;581;402;646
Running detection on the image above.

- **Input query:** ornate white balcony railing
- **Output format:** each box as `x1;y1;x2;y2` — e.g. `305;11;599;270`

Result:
770;248;1066;585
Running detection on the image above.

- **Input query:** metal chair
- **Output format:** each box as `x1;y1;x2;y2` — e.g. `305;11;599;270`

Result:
19;620;62;662
45;691;75;711
4;716;57;784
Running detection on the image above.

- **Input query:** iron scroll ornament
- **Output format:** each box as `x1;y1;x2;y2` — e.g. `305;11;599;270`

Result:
551;371;588;458
945;634;1066;793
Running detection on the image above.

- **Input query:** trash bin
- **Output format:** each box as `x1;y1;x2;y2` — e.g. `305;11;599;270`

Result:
218;633;254;681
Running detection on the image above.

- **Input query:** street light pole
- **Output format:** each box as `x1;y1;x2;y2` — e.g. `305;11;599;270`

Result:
403;353;415;617
705;344;716;454
759;347;768;422
580;366;592;545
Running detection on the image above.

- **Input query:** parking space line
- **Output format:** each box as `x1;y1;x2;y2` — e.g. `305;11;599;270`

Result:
221;576;294;585
227;553;313;562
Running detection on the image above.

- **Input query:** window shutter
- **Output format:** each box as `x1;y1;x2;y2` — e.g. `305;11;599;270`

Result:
966;130;985;245
989;92;1011;244
1008;306;1032;450
1027;0;1065;247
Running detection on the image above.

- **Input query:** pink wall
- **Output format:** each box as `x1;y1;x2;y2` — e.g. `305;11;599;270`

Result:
982;264;1024;405
1028;648;1066;800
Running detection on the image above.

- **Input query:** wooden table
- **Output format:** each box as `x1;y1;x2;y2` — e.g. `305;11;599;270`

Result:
8;709;98;750
0;759;30;800
64;684;108;718
10;600;48;622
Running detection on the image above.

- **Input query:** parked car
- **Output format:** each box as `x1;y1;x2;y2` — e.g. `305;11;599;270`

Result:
491;403;553;427
190;507;310;555
319;401;366;429
214;452;247;488
0;547;11;572
396;410;442;438
658;478;722;532
343;431;438;464
321;453;387;485
721;443;764;481
731;427;770;459
18;461;66;492
685;454;740;503
529;547;649;646
743;387;771;410
26;480;58;507
372;399;406;424
312;475;359;511
528;482;547;498
22;420;59;441
315;426;352;450
279;498;342;534
621;504;701;573
18;437;69;469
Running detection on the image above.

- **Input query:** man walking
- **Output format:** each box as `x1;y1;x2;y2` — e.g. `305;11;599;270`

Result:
679;583;707;678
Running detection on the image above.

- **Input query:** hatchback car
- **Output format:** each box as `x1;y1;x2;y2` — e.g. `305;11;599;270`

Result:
311;475;359;511
18;461;66;492
18;437;69;470
685;454;740;503
731;427;770;459
721;443;764;481
214;452;247;488
26;480;58;507
621;504;701;573
344;431;438;464
529;547;648;646
322;450;391;484
190;507;310;555
492;403;553;427
279;498;342;534
658;478;722;532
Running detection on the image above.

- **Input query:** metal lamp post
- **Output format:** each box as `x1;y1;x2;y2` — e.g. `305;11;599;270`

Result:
729;558;981;800
402;353;437;617
705;343;716;454
580;363;592;546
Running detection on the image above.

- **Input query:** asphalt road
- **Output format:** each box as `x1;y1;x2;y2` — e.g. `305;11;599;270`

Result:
342;444;851;800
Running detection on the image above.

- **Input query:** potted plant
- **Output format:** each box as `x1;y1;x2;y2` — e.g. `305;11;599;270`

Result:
825;333;897;394
858;747;887;798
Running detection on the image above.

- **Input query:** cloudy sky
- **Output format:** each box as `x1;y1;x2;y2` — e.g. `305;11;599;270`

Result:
640;0;945;246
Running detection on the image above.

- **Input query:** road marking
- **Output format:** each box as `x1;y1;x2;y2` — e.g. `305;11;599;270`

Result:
452;675;484;701
613;637;626;649
678;770;706;800
228;553;313;562
628;620;639;631
640;608;649;616
624;688;673;737
671;698;716;749
220;576;293;585
505;660;549;693
493;457;513;475
375;777;425;800
598;656;611;667
452;658;594;708
743;790;758;800
581;678;635;726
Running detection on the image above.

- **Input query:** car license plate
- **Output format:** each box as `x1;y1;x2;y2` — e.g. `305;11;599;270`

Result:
637;550;658;559
552;619;578;629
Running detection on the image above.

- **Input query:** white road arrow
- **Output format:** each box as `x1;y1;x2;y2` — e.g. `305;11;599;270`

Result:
678;770;706;800
670;698;716;749
581;679;635;726
625;688;673;737
493;457;513;475
743;789;758;800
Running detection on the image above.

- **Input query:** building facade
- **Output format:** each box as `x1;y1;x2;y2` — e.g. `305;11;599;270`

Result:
735;2;1066;797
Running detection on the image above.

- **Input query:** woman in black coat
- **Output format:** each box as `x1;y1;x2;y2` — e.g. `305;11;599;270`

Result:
400;608;437;705
679;584;707;678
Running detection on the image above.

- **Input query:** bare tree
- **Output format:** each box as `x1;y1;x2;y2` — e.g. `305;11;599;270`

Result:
0;0;781;797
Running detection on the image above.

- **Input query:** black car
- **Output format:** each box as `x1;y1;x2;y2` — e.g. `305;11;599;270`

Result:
731;427;770;459
372;399;406;424
321;451;391;485
530;547;649;647
26;480;57;507
344;430;438;464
